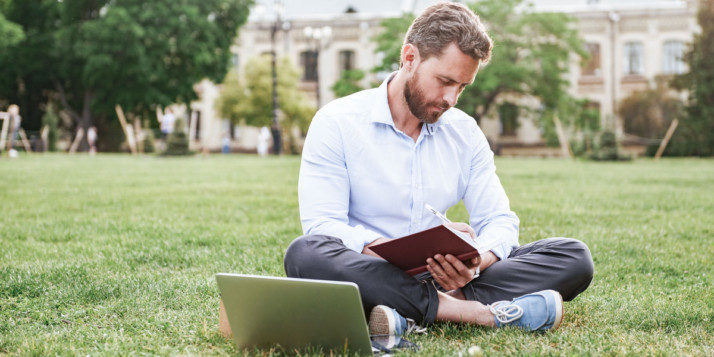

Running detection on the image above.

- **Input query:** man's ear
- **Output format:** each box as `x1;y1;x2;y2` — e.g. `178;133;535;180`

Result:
401;43;419;70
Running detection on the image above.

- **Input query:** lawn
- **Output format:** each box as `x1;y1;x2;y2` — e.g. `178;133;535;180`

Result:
1;154;712;356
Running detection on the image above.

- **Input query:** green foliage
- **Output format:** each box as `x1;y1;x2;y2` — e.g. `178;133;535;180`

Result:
142;128;156;154
589;130;631;161
215;56;315;153
373;0;586;147
331;69;366;98
458;0;586;136
215;68;247;124
1;155;713;355
373;13;414;72
0;11;24;49
0;0;60;131
161;119;192;156
667;0;714;156
0;0;252;145
618;78;684;156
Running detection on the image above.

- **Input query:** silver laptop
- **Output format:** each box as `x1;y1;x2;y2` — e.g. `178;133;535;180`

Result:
216;273;373;355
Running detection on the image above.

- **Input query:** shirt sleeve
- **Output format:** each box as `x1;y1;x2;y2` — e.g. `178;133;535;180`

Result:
298;112;382;253
463;133;520;260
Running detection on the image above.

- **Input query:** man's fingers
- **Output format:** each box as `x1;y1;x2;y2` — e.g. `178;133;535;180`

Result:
426;261;449;288
445;255;474;276
444;222;476;239
428;255;474;290
434;255;458;277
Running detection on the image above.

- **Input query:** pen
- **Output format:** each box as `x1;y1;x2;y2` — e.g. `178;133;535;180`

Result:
425;203;452;224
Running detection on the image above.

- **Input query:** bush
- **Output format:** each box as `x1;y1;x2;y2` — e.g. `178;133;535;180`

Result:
590;130;632;161
161;119;192;156
142;129;156;154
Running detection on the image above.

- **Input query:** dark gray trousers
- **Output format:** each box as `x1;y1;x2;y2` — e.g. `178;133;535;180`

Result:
283;235;593;325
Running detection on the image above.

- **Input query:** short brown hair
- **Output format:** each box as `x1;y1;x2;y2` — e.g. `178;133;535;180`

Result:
404;2;493;65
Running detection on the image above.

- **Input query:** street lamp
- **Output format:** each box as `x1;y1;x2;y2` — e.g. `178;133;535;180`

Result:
303;25;332;109
256;0;286;155
608;10;620;133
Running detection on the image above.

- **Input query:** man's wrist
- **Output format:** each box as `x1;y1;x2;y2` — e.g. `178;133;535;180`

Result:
479;252;499;271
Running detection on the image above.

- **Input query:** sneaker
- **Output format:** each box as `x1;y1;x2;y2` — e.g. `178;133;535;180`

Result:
368;305;426;336
487;289;564;332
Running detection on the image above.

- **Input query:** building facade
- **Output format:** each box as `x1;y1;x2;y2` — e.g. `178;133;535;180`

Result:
190;0;699;154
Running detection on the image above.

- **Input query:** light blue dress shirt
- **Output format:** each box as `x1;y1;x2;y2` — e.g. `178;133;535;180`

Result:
298;75;520;260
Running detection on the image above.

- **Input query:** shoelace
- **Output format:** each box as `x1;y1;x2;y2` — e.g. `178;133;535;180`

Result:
405;318;428;335
488;302;524;324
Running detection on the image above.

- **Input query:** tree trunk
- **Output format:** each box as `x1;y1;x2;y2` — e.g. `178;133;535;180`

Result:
55;82;94;152
477;88;503;124
77;91;94;152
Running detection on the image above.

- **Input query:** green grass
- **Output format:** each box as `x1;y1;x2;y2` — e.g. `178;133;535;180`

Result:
1;154;712;356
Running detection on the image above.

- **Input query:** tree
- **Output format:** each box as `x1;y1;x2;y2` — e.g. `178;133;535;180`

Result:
215;55;315;154
0;0;59;133
373;0;586;145
0;11;23;50
619;78;683;140
373;13;414;73
0;0;252;151
331;69;365;98
668;0;714;156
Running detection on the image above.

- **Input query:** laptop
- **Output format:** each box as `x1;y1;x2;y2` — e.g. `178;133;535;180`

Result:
216;273;374;355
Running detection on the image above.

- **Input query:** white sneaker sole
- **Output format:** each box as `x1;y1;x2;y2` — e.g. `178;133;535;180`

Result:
550;290;564;331
368;305;396;336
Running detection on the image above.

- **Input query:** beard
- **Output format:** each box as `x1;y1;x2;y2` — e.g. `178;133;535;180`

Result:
403;71;450;124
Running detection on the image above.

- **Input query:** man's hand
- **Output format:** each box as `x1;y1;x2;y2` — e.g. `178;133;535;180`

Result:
361;237;391;258
427;222;500;290
426;254;479;290
444;222;476;240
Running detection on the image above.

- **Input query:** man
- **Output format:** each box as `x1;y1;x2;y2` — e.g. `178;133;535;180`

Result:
284;2;593;335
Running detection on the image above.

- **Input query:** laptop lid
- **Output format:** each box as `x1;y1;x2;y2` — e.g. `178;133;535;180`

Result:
216;273;373;355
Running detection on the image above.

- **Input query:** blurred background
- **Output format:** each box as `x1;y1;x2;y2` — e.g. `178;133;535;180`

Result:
0;0;711;158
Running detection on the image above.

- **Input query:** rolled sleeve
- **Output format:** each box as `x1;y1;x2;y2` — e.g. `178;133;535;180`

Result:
463;135;520;260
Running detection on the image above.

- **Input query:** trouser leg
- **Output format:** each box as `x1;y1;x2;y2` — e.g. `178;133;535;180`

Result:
462;238;594;304
283;235;440;324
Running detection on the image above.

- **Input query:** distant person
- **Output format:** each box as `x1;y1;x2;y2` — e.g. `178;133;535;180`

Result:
222;133;231;154
284;2;593;338
87;126;98;155
160;108;176;138
257;126;270;156
7;104;21;158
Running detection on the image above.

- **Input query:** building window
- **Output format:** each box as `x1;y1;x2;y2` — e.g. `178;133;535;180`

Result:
623;41;644;76
581;43;601;76
662;40;686;75
231;53;239;69
339;50;355;73
498;102;519;137
300;50;318;82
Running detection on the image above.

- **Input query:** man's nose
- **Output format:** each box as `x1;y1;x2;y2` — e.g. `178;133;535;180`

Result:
443;87;459;107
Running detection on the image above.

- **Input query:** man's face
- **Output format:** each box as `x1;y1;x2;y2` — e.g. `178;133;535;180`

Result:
403;43;481;124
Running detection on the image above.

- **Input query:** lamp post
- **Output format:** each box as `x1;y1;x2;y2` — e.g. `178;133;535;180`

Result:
256;0;286;155
303;25;332;109
270;1;286;155
608;10;620;133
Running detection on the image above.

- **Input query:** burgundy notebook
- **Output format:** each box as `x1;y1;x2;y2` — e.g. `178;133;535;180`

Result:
369;224;481;276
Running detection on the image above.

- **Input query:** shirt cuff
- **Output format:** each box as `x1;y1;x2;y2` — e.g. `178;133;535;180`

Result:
489;243;512;261
340;225;383;253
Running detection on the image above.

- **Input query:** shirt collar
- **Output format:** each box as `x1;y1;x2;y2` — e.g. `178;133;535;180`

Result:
370;71;445;136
